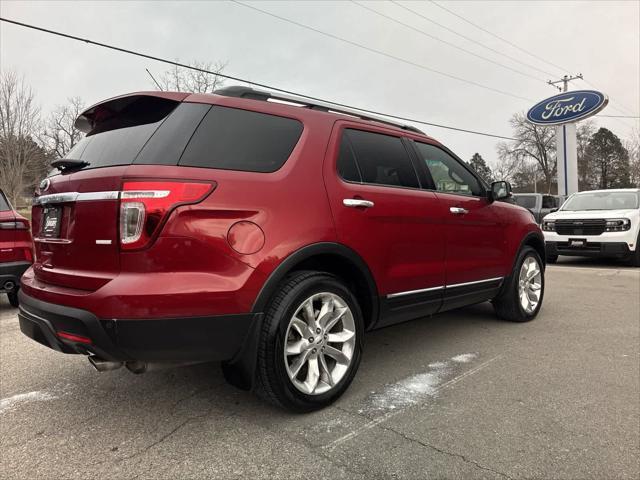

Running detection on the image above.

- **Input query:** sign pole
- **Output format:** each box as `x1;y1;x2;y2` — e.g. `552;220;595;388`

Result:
555;122;578;196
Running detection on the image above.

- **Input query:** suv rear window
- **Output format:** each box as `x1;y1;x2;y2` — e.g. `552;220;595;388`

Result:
0;192;10;211
514;195;537;209
65;99;303;173
67;96;180;169
339;129;419;188
178;106;303;173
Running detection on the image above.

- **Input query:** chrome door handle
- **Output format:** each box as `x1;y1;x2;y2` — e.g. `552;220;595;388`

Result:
343;198;374;208
450;207;469;215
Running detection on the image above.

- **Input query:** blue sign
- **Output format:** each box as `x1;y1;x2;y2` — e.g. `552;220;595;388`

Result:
527;90;608;125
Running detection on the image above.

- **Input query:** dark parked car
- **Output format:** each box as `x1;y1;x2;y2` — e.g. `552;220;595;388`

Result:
512;193;565;224
0;190;33;307
19;87;546;411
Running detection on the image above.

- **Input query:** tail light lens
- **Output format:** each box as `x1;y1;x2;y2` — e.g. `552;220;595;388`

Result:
119;181;214;250
0;220;29;230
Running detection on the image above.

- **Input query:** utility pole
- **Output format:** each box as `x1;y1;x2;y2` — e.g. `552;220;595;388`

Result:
547;73;583;92
547;74;583;196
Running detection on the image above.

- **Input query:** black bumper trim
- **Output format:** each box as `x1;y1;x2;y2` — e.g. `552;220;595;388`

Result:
546;241;632;258
0;261;31;292
18;290;260;362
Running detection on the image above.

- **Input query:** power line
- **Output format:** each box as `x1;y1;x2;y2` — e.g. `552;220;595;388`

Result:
427;0;639;122
390;0;558;79
429;0;567;75
230;1;534;102
597;115;640;119
0;15;518;140
352;1;547;83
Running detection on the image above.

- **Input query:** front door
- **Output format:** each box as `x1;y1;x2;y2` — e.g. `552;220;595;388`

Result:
411;142;507;310
323;123;447;327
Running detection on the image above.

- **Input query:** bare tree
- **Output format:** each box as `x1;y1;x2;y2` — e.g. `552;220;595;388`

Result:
625;128;640;187
155;60;227;93
0;71;50;207
43;96;85;159
497;112;556;193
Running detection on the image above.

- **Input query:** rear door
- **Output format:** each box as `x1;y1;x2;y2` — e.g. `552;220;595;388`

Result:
324;124;446;327
0;191;16;263
411;141;507;309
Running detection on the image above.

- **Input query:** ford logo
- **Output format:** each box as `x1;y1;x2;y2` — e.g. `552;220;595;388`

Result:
527;90;608;126
39;178;51;192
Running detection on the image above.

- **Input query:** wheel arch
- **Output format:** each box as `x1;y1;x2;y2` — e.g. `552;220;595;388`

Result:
251;242;380;329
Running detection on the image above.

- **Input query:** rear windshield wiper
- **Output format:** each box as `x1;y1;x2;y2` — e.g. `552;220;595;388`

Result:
51;158;90;172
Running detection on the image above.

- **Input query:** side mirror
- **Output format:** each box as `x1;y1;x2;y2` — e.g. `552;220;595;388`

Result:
549;208;558;213
489;181;511;201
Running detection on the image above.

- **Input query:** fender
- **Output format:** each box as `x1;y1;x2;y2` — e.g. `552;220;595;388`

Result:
223;242;380;391
251;242;379;318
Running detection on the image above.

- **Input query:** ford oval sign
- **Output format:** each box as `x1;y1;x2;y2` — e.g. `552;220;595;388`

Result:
527;90;608;126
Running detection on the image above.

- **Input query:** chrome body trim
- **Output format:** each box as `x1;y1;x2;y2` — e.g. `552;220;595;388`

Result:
33;191;120;205
386;285;444;299
343;198;374;208
386;277;504;299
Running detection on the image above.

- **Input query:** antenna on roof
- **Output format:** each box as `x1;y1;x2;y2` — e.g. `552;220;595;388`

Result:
145;68;163;91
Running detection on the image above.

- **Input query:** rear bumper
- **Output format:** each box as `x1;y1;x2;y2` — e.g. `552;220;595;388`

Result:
546;241;631;258
0;261;31;292
18;290;260;362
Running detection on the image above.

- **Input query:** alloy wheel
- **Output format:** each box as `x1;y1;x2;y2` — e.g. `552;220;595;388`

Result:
518;256;542;314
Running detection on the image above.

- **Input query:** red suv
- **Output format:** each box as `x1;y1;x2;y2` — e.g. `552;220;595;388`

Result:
1;189;33;307
19;87;545;411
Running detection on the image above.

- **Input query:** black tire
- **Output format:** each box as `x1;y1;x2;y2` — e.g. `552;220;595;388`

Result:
492;246;545;322
7;290;19;308
546;254;558;264
254;271;364;412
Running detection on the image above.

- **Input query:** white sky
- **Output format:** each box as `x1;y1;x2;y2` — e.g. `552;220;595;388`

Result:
1;0;638;166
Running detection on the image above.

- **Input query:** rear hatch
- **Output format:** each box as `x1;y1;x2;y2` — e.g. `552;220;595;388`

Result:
31;92;202;291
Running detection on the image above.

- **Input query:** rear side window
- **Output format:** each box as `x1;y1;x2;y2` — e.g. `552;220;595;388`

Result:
341;129;419;188
514;196;537;209
179;106;303;173
337;135;361;182
0;192;10;211
542;196;555;208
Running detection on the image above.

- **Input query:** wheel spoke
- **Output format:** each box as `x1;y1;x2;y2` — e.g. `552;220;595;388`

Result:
286;339;307;355
318;353;334;387
303;300;316;328
323;307;347;331
289;350;311;378
317;296;334;326
327;329;355;343
291;317;311;338
324;345;349;365
304;356;320;394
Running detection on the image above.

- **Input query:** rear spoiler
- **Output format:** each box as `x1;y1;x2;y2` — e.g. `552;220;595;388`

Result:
75;91;190;133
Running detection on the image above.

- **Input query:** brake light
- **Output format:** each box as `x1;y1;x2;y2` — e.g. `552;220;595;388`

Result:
0;220;29;230
119;181;214;250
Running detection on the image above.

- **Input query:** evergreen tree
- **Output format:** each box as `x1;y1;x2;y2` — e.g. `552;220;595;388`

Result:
584;128;631;189
467;153;494;183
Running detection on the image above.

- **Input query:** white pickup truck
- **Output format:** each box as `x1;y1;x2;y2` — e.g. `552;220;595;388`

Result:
542;189;640;266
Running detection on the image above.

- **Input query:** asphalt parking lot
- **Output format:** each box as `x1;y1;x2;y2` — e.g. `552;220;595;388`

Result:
1;262;638;480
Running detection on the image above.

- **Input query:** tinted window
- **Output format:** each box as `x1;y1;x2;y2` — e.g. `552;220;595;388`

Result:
542;195;555;209
135;103;211;166
514;195;537;209
415;143;482;196
179;106;303;173
337;135;361;182
67;96;179;169
0;192;10;211
344;129;418;188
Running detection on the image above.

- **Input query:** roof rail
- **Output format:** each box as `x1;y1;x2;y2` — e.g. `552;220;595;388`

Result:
213;86;425;134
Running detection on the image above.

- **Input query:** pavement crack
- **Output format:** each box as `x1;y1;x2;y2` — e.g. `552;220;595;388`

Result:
378;423;515;480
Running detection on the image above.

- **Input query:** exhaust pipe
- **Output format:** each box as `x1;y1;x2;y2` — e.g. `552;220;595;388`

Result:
3;281;15;292
88;355;123;372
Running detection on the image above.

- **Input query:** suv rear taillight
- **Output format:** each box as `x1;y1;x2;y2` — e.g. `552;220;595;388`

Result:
119;181;214;250
0;219;29;230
